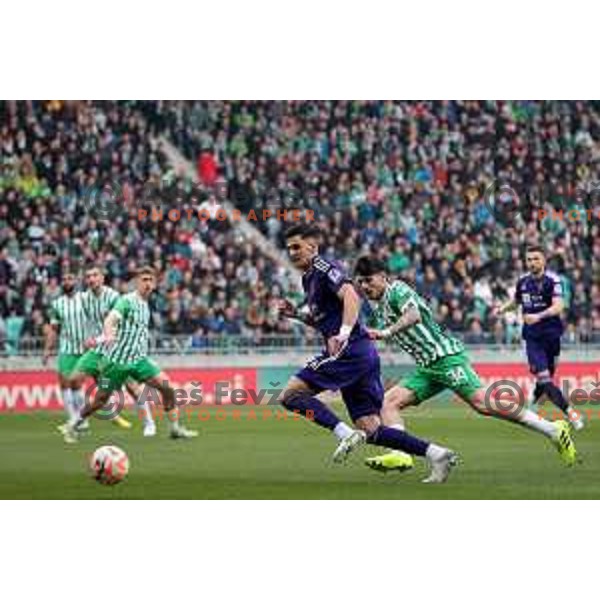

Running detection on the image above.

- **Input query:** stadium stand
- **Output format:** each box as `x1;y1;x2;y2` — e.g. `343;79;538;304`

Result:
1;100;599;354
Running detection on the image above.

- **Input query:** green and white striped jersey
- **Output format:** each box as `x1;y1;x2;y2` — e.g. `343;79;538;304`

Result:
81;286;120;337
100;292;150;364
48;292;88;355
368;280;464;367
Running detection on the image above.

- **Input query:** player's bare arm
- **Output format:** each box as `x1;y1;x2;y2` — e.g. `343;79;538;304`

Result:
368;304;421;340
274;298;317;328
494;299;518;316
42;323;57;366
523;297;564;325
328;283;360;355
102;310;121;346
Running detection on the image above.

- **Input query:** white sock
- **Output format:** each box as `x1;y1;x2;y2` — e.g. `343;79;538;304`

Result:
62;388;75;421
425;443;447;461
334;421;354;441
516;409;557;439
71;389;84;412
138;400;155;427
168;408;181;432
394;420;405;431
70;390;90;427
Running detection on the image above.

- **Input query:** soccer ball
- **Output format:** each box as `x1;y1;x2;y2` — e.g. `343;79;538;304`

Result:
90;445;129;485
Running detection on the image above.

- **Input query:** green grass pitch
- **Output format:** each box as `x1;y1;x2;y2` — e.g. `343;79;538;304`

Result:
0;401;597;499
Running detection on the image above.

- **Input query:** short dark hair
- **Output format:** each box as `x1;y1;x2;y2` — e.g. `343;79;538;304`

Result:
85;262;104;273
354;255;387;277
284;223;322;241
526;245;545;255
136;266;157;278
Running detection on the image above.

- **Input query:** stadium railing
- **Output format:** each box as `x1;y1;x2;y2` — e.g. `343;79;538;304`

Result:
2;335;600;358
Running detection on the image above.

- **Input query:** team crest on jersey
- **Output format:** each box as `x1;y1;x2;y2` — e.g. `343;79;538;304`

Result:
327;268;343;285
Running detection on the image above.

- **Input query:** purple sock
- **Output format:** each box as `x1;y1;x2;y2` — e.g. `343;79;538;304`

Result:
367;425;429;457
282;392;340;430
546;383;570;414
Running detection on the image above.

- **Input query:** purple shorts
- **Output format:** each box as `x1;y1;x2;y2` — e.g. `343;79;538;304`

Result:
295;338;384;422
525;336;561;375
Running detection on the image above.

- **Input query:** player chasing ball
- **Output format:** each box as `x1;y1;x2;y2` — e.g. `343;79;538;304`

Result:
43;270;132;433
62;266;197;443
275;224;459;484
494;245;584;431
65;264;157;436
352;255;577;472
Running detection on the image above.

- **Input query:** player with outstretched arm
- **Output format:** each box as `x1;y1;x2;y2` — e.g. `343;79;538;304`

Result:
353;255;577;471
65;264;157;436
274;224;458;484
62;266;197;443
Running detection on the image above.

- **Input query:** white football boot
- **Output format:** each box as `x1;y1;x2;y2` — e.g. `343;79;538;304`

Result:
422;449;459;484
332;430;366;464
169;424;198;439
568;409;585;432
143;421;157;437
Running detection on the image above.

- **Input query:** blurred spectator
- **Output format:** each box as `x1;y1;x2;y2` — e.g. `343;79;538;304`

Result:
197;150;218;186
1;100;598;349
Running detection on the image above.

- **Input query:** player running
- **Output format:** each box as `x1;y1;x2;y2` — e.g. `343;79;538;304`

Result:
275;224;458;484
66;264;157;436
494;245;584;431
62;266;197;443
352;255;577;471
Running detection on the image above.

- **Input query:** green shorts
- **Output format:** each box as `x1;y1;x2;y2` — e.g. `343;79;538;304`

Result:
401;352;482;404
57;354;82;377
74;350;103;379
97;357;161;393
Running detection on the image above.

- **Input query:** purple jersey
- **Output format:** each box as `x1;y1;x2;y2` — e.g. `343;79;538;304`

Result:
296;255;383;421
302;255;368;343
514;270;564;340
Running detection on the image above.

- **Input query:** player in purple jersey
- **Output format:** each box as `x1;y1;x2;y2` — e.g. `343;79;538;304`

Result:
495;246;584;431
274;224;458;484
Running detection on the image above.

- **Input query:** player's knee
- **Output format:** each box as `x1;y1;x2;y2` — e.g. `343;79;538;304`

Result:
355;415;380;437
127;383;142;397
281;388;305;410
384;389;400;408
94;389;111;407
69;374;83;389
384;388;411;410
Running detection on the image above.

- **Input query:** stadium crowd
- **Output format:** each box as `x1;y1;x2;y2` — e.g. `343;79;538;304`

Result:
1;100;599;353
